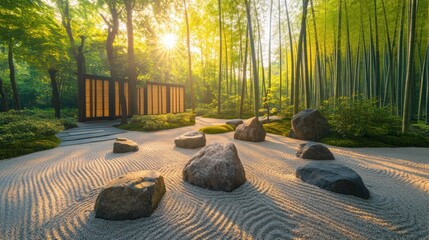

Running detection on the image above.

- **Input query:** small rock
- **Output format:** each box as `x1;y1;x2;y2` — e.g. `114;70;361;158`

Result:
175;131;206;149
226;119;244;128
291;109;330;141
94;170;166;220
296;162;370;199
296;142;335;160
183;142;246;192
234;117;266;142
113;138;139;153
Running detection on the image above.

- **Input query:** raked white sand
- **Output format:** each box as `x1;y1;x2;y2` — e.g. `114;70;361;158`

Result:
0;117;428;239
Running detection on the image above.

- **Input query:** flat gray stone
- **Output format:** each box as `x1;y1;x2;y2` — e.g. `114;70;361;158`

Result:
183;142;246;192
94;170;166;220
296;142;335;160
113;138;139;153
226;119;244;128
296;162;370;199
175;131;206;149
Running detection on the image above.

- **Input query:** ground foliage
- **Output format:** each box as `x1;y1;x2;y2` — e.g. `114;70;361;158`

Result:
199;124;235;134
0;109;77;160
120;112;196;131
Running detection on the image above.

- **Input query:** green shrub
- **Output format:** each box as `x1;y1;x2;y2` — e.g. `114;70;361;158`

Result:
121;112;195;131
0;111;65;145
320;97;401;137
199;124;235;134
0;135;61;160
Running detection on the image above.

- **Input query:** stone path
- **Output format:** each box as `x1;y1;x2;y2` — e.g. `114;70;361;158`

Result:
56;120;127;146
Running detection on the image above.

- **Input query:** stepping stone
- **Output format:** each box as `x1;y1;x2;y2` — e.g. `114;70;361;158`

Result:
296;162;370;199
289;109;330;141
226;119;244;128
94;170;166;220
296;142;335;160
113;138;139;153
174;131;206;149
234;117;266;142
183;142;246;192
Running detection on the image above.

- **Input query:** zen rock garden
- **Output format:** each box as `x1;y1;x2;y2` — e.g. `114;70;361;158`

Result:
97;110;369;221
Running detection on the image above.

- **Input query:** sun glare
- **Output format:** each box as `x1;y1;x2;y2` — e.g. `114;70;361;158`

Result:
160;33;178;50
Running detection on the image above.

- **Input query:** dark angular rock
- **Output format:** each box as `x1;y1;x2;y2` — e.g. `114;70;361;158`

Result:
94;170;166;220
226;119;244;128
296;162;370;199
183;142;246;192
296;142;335;160
234;117;266;142
174;131;206;149
113;138;139;153
291;109;330;141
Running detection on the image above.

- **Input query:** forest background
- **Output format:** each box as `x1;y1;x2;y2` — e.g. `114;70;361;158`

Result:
0;0;428;132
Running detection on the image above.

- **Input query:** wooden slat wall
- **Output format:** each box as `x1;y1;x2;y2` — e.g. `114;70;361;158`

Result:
85;78;110;119
84;75;185;120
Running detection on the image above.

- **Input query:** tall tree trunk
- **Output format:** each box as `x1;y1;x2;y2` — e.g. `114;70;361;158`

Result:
104;0;127;124
8;39;20;110
246;0;260;117
240;24;249;119
49;68;61;119
278;0;282;110
402;0;418;132
58;0;86;121
125;0;137;116
374;0;381;103
396;0;406;115
293;0;309;114
77;36;86;120
310;0;322;106
334;0;342;99
184;0;195;113
0;78;8;112
268;0;273;89
217;0;222;115
285;0;294;105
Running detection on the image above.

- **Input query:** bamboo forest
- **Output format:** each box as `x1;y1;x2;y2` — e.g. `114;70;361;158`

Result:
1;1;429;239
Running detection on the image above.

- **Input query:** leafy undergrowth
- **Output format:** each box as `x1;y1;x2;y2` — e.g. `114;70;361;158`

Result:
319;133;429;148
0;109;76;160
199;124;235;134
260;118;429;148
120;112;195;131
410;123;429;136
0;135;61;160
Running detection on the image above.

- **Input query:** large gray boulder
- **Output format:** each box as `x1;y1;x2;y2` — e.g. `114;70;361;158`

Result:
183;142;246;192
226;119;244;128
234;117;266;142
113;138;139;153
296;142;335;160
296;162;370;199
94;170;166;220
175;131;206;149
290;109;330;141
